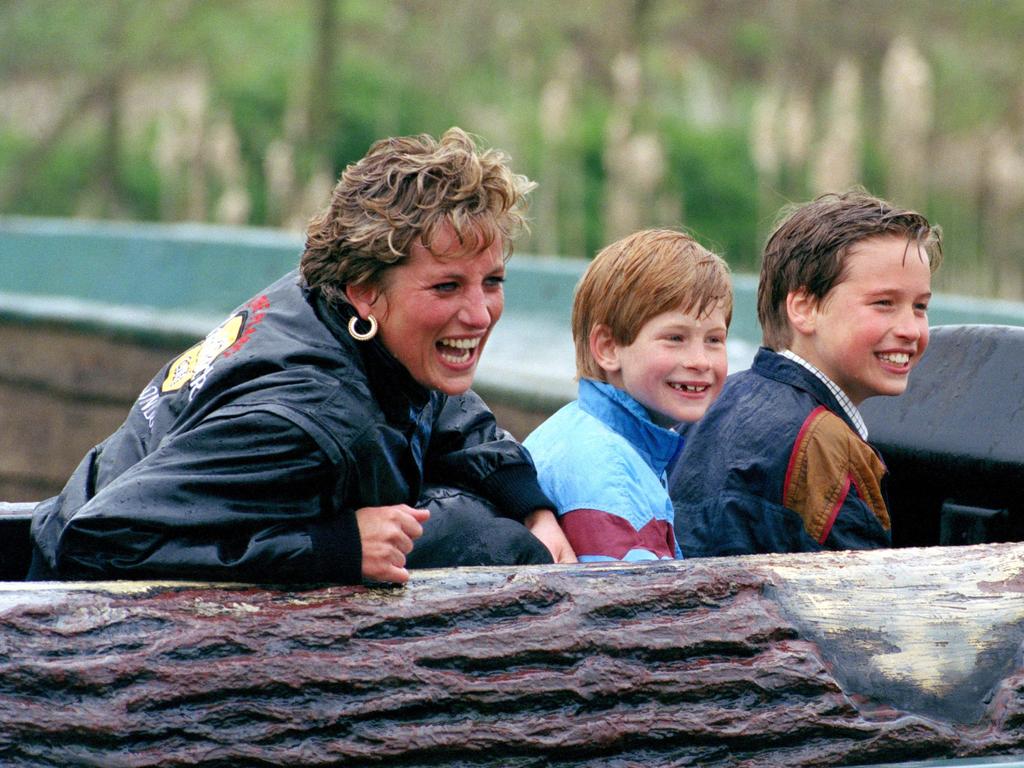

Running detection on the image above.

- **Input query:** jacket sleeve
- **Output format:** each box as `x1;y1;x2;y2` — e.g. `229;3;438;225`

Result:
672;464;890;558
820;487;892;549
423;391;553;522
46;411;363;583
781;408;891;551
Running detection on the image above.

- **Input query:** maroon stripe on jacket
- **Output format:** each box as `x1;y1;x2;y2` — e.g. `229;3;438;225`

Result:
560;509;675;560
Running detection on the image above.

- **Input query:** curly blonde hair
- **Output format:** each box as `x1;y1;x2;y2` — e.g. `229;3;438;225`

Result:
301;128;536;302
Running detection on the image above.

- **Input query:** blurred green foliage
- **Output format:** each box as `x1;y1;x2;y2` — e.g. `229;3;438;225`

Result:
0;132;97;217
662;123;760;263
1;0;1023;293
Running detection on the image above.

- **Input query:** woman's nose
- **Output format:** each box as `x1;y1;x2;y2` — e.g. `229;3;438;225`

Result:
458;291;493;328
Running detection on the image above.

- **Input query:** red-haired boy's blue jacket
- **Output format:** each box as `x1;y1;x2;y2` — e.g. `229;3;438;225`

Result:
525;378;683;562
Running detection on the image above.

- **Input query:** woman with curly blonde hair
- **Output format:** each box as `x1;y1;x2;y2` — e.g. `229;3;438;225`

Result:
30;128;575;585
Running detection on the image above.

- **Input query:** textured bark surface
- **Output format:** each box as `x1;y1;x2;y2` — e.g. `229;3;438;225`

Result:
2;544;1024;767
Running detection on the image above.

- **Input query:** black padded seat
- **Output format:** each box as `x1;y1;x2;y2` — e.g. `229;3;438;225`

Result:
860;324;1024;547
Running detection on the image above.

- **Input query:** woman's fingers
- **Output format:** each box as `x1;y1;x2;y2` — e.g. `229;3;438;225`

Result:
356;504;431;583
399;506;430;545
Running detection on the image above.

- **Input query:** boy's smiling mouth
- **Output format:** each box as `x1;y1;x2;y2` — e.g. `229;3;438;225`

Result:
669;382;711;393
878;351;911;366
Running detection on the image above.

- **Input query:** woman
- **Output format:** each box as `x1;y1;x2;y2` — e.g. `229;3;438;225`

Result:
28;129;575;583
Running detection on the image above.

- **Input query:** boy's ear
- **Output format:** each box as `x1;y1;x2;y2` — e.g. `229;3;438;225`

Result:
344;282;381;320
589;324;621;374
786;289;818;337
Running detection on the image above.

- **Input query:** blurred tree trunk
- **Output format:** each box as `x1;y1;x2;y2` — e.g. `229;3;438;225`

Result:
307;0;339;173
537;53;584;258
880;36;933;212
983;127;1024;299
93;73;125;218
602;0;677;243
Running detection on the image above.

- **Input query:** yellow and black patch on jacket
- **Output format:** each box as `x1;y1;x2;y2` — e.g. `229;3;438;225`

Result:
161;313;244;393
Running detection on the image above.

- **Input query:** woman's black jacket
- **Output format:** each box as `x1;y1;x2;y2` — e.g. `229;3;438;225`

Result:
29;270;551;583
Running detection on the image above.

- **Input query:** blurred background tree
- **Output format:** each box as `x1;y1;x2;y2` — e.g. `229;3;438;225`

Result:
1;0;1023;297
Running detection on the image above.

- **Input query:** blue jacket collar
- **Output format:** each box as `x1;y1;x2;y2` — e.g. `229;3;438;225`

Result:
577;378;684;473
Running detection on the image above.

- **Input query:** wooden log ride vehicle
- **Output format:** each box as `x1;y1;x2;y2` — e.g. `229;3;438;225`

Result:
0;324;1022;767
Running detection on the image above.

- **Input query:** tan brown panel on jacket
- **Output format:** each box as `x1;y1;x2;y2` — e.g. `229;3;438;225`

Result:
782;406;890;543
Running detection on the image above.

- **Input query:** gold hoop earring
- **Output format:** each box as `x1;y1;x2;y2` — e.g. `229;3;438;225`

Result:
348;314;378;342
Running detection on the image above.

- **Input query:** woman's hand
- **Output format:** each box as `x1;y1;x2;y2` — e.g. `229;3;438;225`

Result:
524;508;578;564
356;504;431;584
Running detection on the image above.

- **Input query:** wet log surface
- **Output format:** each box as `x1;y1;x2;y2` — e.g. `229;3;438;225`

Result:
2;544;1024;767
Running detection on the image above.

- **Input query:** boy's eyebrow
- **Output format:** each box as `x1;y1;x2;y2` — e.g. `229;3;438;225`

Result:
862;287;932;298
662;319;729;332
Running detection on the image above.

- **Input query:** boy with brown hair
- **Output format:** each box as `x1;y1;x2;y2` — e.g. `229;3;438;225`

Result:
670;189;942;556
524;229;732;562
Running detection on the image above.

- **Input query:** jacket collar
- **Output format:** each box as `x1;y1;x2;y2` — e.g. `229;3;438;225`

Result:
752;347;864;437
309;285;432;417
577;378;684;474
778;350;868;439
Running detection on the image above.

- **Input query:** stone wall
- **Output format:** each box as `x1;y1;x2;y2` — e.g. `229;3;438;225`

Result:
0;321;552;503
0;322;187;501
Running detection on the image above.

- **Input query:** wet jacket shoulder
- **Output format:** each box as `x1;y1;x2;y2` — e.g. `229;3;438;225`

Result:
524;378;683;562
30;270;548;583
670;348;891;557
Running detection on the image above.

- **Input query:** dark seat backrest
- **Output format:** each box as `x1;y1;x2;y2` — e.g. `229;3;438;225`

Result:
860;324;1024;547
0;502;34;581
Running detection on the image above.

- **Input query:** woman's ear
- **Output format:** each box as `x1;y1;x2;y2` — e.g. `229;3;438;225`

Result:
786;288;818;337
344;282;381;320
589;324;621;375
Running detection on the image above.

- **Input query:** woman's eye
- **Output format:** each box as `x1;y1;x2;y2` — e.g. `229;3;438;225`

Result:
485;276;506;288
433;282;459;293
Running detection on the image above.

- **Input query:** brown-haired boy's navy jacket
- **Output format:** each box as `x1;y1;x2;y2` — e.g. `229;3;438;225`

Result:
670;348;891;557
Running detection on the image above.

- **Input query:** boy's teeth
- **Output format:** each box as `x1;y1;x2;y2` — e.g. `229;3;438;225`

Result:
879;352;910;365
670;383;708;392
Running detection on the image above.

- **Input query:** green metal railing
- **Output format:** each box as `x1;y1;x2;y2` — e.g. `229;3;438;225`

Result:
4;214;1023;408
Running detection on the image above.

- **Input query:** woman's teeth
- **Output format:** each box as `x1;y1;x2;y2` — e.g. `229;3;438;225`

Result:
438;337;480;363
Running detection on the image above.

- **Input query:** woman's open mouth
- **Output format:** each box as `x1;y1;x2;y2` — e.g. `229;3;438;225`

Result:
437;337;481;365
